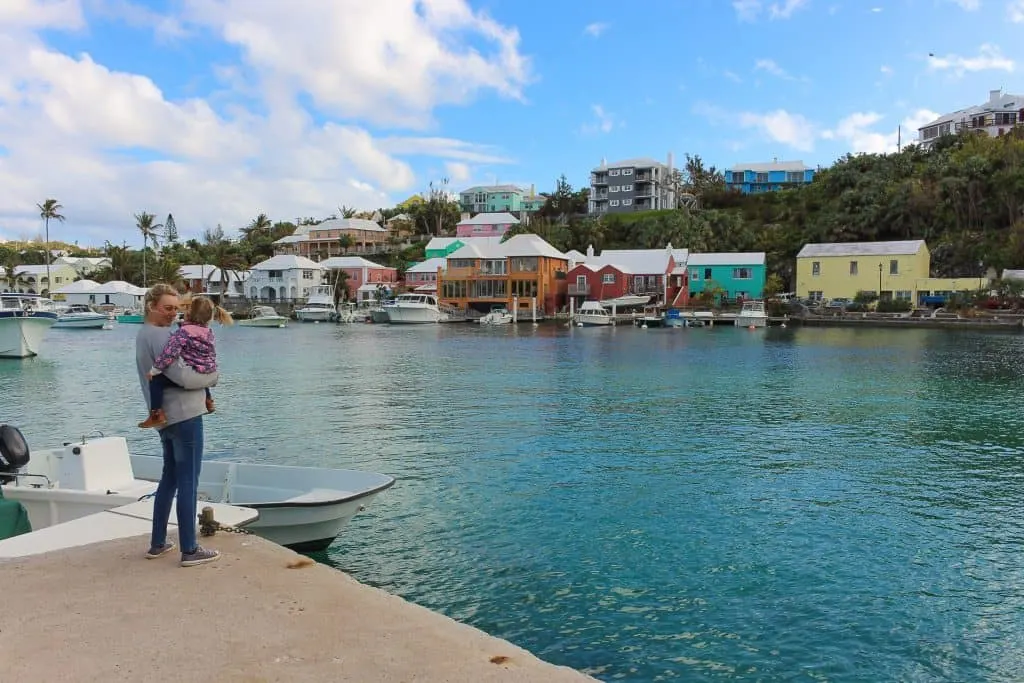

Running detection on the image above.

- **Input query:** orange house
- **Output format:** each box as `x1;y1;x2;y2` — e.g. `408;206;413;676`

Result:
437;234;569;315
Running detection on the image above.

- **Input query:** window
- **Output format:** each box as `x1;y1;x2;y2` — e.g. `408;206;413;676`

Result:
576;275;587;287
849;261;858;275
621;184;633;192
622;199;632;206
731;171;745;182
896;290;912;300
691;269;701;280
704;268;712;281
609;169;621;176
610;200;619;206
755;173;769;183
602;273;616;284
302;270;314;279
809;291;823;301
786;171;804;183
889;259;899;275
812;261;821;276
621;168;633;175
733;268;752;279
610;186;619;192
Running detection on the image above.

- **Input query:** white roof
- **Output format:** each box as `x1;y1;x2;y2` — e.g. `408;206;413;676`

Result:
448;241;505;259
572;261;634;274
55;256;109;266
565;249;586;261
406;257;447;274
315;217;386;233
251;255;322;270
319;256;389;269
920;89;1023;129
595;157;668;171
52;279;100;294
590;248;677;274
93;280;147;295
1002;270;1024;281
273;234;307;244
208;268;248;283
179;265;217;280
731;161;810;173
797;240;926;258
688;252;766;266
386;213;412;223
425;237;461;251
457;212;520;226
500;234;566;259
14;264;71;276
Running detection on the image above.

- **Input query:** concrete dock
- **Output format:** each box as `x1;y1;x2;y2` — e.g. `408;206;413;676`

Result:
0;533;596;682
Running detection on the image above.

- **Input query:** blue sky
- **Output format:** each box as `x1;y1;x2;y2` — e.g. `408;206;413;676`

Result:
0;0;1021;244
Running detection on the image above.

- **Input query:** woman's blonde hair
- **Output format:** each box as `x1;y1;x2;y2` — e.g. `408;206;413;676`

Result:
180;293;234;326
144;283;179;313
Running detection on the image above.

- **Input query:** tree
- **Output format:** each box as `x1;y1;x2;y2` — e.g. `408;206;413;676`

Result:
135;212;163;286
36;198;65;294
165;213;178;242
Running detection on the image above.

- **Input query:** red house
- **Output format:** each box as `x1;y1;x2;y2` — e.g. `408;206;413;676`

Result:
569;244;690;307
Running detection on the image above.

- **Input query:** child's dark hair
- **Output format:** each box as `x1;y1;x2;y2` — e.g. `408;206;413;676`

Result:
186;295;234;326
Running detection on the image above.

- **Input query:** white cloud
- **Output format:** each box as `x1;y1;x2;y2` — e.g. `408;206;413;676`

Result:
880;65;894;75
580;104;616;135
724;70;743;83
822;109;939;154
754;58;794;80
927;44;1015;76
0;0;529;243
1009;0;1024;21
583;22;608;37
444;161;471;184
733;0;809;20
949;0;980;9
737;110;818;151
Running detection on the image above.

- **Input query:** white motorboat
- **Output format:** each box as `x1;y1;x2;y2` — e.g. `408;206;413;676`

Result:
574;300;614;327
295;285;337;322
0;294;58;358
383;293;445;324
599;294;651;309
735;300;768;328
239;305;288;328
52;303;110;329
477;306;513;325
0;430;396;552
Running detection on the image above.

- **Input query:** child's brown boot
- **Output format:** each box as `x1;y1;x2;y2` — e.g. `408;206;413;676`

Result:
138;409;167;429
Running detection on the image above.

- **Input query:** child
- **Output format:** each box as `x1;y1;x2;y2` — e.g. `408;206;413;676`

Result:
139;295;233;429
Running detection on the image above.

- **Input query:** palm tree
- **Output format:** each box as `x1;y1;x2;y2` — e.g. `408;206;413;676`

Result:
1;254;28;293
332;269;351;308
135;212;164;286
206;241;245;298
37;198;65;293
241;213;272;239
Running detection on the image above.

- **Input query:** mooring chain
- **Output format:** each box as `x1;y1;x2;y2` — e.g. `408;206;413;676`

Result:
197;505;253;537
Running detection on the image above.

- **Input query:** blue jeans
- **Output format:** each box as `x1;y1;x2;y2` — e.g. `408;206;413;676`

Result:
150;416;204;553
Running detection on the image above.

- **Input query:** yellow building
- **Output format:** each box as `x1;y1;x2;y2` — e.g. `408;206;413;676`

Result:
10;263;80;296
795;240;930;302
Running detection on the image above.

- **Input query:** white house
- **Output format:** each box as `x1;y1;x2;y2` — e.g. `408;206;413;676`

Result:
54;256;111;277
51;279;101;305
90;280;147;309
248;255;323;301
208;268;249;298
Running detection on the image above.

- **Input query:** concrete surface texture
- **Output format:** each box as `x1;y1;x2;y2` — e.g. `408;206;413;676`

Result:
0;533;597;683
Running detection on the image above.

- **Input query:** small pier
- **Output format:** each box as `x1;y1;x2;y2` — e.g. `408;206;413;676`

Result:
0;534;595;682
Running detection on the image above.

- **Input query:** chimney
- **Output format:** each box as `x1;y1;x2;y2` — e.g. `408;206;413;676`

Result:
586;244;595;259
666;151;674;171
529;183;535;197
600;157;607;170
665;242;673;255
990;89;1002;103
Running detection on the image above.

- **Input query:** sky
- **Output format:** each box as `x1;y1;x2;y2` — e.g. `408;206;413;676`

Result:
0;0;1022;246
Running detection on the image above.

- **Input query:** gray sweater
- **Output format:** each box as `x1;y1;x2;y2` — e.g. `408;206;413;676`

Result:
136;323;219;427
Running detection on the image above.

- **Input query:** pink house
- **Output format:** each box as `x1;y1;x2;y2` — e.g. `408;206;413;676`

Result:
455;211;520;238
319;256;398;303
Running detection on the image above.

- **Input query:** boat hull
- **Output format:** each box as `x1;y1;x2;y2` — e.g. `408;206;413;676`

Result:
0;313;57;358
575;314;613;326
735;315;768;328
384;305;442;324
295;310;334;322
53;314;109;329
116;314;144;324
239;317;288;328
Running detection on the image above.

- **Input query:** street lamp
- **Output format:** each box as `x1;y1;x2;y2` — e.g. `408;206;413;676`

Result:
878;262;883;298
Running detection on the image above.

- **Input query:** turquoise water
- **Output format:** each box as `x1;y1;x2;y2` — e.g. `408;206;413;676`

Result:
6;322;1024;682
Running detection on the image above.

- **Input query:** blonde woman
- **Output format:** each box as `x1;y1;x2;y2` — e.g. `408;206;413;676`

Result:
135;284;221;567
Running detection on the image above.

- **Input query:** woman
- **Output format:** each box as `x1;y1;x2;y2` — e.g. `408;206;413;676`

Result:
136;283;221;567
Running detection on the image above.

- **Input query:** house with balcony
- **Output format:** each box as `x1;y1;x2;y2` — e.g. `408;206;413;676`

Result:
918;89;1022;148
455;212;520;238
573;244;689;306
319;256;398;303
8;263;79;295
688;253;767;301
272;217;388;258
437;234;569;315
726;160;814;194
247;254;323;301
458;184;545;217
424;236;505;259
589;155;676;214
404;257;446;292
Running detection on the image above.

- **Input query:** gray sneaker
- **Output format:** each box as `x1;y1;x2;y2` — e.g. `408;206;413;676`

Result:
180;545;220;567
145;541;175;559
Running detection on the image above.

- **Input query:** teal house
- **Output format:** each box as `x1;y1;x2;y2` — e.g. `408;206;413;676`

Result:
726;160;815;194
458;184;546;215
688;252;767;300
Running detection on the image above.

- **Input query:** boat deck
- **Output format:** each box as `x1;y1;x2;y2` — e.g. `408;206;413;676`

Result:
0;533;595;683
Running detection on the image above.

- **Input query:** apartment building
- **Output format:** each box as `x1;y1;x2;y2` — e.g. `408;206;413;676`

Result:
918;88;1023;148
458;184;545;216
589;154;675;215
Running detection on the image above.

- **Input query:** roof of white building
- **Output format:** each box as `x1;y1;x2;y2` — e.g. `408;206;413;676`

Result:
93;280;147;295
920;89;1023;129
593;157;669;171
319;256;389;269
179;265;217;280
448;241;505;259
456;212;520;226
406;257;447;274
797;240;926;258
251;255;322;270
500;234;566;259
55;256;109;267
52;279;100;293
731;161;810;173
565;249;587;262
589;246;686;275
574;262;635;274
208;268;248;283
315;217;386;233
688;252;766;266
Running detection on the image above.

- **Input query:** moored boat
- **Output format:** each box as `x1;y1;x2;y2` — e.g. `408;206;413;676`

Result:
239;305;288;328
383;293;445;324
53;303;109;329
735;300;768;328
0;294;58;358
574;300;613;327
295;285;337;322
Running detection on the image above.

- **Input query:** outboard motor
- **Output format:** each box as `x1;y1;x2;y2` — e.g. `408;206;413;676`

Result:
0;424;30;484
